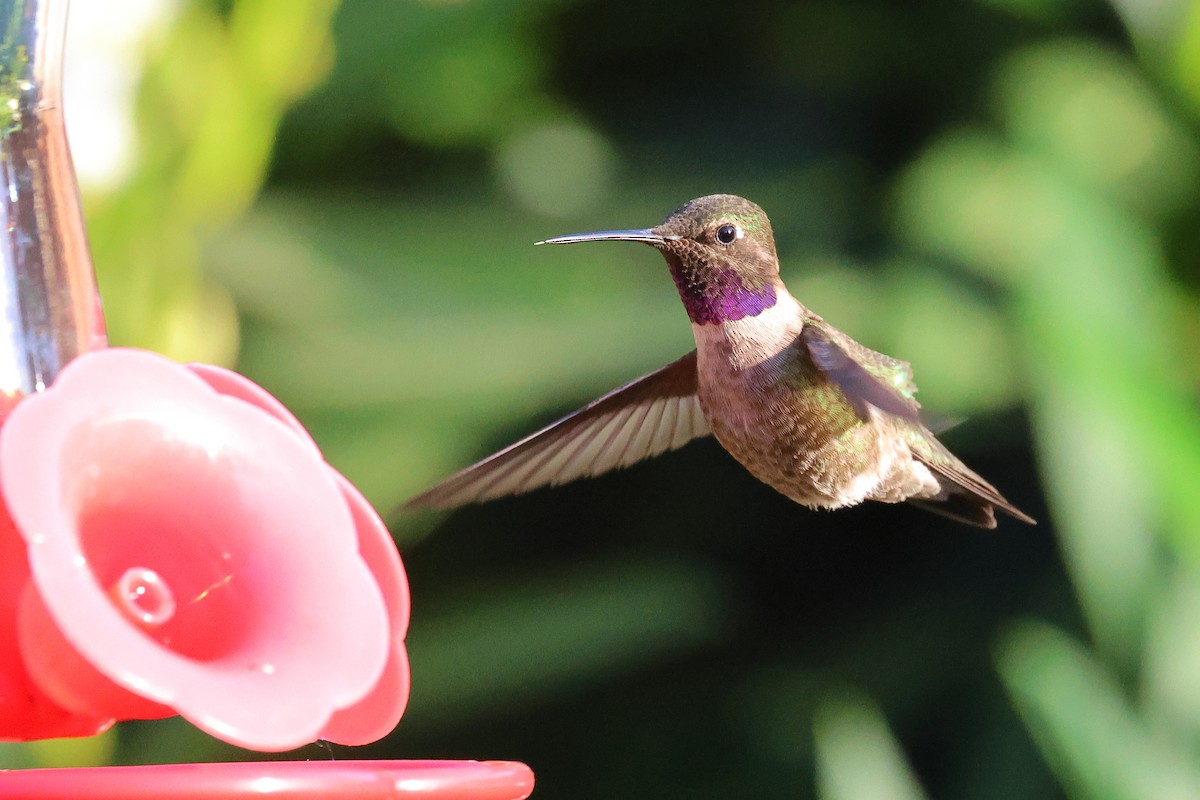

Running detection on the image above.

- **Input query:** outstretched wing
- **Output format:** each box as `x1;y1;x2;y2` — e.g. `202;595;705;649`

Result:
406;351;710;509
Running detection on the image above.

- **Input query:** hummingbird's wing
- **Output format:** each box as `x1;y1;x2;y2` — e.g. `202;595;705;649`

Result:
801;321;1035;527
406;350;709;510
799;322;923;423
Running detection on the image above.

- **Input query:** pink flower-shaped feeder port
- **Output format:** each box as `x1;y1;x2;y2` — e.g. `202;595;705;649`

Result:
0;348;410;751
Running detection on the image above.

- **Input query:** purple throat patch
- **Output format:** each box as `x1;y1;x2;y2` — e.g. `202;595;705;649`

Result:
670;264;777;325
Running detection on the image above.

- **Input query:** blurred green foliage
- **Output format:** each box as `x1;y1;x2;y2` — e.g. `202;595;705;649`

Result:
7;0;1200;797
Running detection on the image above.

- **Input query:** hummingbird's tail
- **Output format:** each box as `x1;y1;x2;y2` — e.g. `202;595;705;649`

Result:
908;495;1000;528
909;448;1037;528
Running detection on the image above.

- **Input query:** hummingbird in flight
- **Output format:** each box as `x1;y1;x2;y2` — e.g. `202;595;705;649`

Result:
408;194;1034;528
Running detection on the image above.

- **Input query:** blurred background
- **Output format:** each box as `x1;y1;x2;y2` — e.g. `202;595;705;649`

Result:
2;0;1199;796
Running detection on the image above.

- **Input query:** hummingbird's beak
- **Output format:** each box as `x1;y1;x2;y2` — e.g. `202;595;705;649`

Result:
535;228;671;246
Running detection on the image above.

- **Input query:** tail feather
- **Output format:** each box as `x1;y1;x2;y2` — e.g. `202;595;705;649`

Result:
910;447;1036;528
908;494;998;529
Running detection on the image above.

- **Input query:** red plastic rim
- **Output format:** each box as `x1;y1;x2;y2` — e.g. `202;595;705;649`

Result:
0;760;535;800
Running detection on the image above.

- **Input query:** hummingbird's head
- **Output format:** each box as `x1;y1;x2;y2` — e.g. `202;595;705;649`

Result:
539;194;782;326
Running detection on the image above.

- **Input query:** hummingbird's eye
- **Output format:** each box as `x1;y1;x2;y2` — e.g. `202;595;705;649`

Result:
715;223;740;245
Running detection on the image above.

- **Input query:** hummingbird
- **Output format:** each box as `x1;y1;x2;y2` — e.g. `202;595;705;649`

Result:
407;194;1034;528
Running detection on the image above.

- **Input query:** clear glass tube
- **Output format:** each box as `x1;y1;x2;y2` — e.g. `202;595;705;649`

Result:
0;0;105;408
